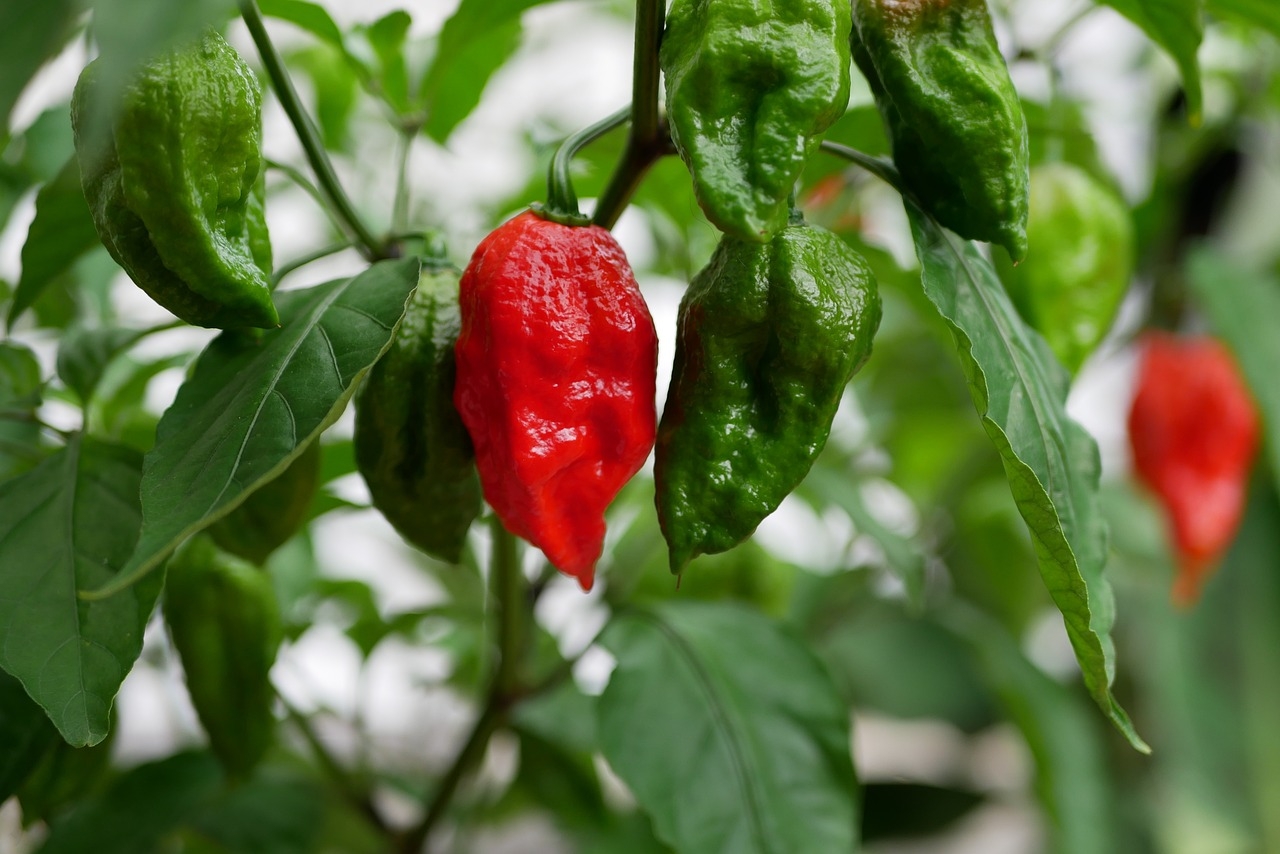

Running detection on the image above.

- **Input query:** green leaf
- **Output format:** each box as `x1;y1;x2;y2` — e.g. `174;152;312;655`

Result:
0;669;58;803
860;783;983;841
1207;0;1280;39
356;11;412;114
419;0;555;143
598;601;859;854
0;0;79;128
905;201;1147;752
16;730;114;825
944;606;1117;854
0;341;44;477
1096;0;1203;121
56;327;147;406
0;435;157;746
1185;248;1280;497
185;774;326;854
289;44;359;152
8;157;100;330
259;0;345;47
35;751;224;854
88;352;192;451
89;257;420;598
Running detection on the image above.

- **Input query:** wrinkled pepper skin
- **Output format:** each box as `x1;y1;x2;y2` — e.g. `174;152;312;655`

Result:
71;31;277;329
1128;333;1260;606
655;218;881;572
661;0;851;242
163;536;282;779
851;0;1029;260
356;263;482;564
996;162;1133;373
209;440;321;565
454;211;658;590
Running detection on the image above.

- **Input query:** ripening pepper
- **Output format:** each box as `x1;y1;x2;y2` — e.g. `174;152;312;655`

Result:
661;0;852;242
656;215;881;572
1128;333;1260;606
71;31;277;328
454;211;658;590
164;535;282;779
997;162;1134;373
851;0;1030;260
209;440;321;565
356;261;482;564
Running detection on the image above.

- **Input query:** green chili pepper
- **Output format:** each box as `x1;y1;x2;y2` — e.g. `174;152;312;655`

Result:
209;440;321;565
164;535;282;780
355;262;481;564
851;0;1030;260
996;162;1134;373
655;215;881;572
661;0;852;242
72;31;277;328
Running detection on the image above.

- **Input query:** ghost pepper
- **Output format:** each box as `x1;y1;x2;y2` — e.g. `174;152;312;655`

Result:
1128;332;1260;606
454;211;658;590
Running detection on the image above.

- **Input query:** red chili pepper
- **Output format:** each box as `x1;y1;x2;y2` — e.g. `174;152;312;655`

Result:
1128;332;1260;606
454;210;658;591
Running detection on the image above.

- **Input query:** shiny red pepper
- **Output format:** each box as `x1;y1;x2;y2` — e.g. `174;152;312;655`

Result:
454;210;658;590
1128;332;1260;606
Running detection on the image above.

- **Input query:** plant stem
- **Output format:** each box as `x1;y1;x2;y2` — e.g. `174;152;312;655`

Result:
537;107;631;224
280;694;388;833
593;0;671;230
399;522;526;853
819;141;907;195
271;240;359;287
239;0;387;260
392;128;413;238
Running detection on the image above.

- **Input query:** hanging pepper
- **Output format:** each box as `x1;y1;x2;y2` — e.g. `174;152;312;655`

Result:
210;440;321;565
454;211;658;590
1128;333;1260;606
997;162;1134;373
661;0;852;242
655;214;881;572
72;30;277;329
163;535;282;779
851;0;1030;260
356;260;482;564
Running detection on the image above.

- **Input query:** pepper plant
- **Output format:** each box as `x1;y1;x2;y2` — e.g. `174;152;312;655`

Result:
2;0;1280;851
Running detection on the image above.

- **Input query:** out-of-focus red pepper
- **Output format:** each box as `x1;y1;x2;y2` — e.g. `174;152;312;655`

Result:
454;210;658;591
1128;332;1260;606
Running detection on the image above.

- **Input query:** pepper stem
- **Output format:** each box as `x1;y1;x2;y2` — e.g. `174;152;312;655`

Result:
532;107;632;226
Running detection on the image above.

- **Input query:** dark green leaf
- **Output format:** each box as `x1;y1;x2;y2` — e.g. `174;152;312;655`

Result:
860;783;984;841
14;106;76;183
0;341;44;477
56;327;146;406
88;352;192;452
419;0;556;143
16;728;114;825
35;751;223;854
1096;0;1203;120
90;257;420;597
258;0;345;48
0;0;79;129
9;157;100;330
186;774;326;854
1185;248;1280;496
0;435;157;746
1207;0;1280;39
599;601;859;854
0;669;58;803
944;606;1117;854
357;11;412;114
905;202;1147;752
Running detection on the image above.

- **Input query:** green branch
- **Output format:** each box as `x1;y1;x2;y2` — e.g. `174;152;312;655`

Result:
239;0;387;260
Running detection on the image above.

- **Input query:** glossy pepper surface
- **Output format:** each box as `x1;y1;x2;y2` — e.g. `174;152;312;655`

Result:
655;216;881;572
163;535;282;779
454;211;658;590
210;440;321;565
997;162;1134;373
356;262;482;564
661;0;852;242
1128;333;1260;606
851;0;1029;260
71;31;277;328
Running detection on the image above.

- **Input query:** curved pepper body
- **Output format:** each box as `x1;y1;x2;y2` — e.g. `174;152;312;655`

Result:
851;0;1029;260
72;31;277;329
356;263;482;564
998;162;1132;373
1128;333;1260;606
454;211;658;590
209;440;321;565
163;536;282;779
661;0;851;242
655;219;881;572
